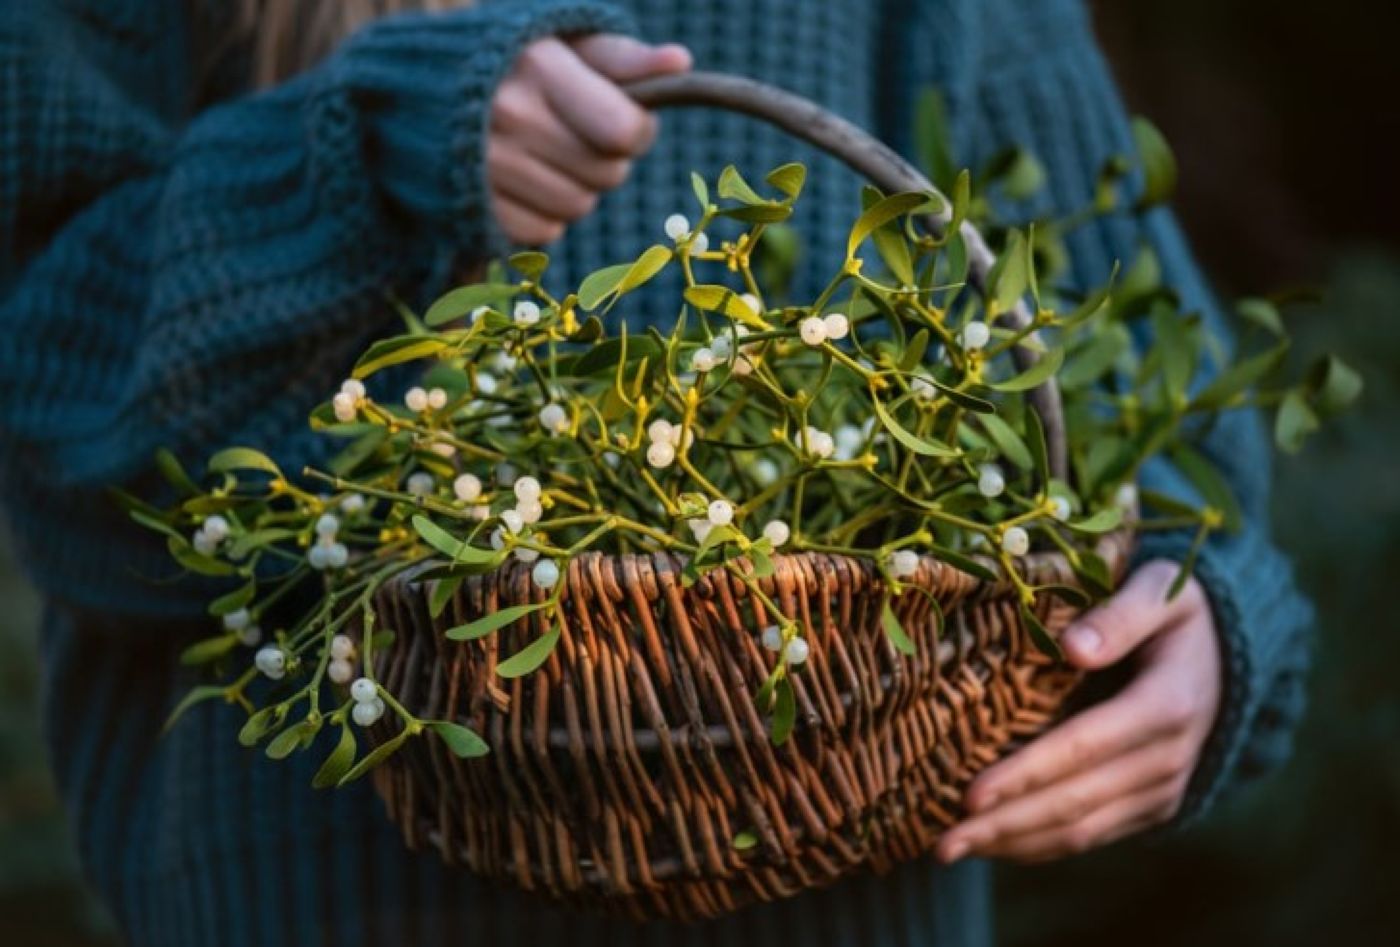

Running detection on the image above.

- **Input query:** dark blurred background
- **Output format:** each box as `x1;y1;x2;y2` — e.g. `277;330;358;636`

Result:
2;2;1397;944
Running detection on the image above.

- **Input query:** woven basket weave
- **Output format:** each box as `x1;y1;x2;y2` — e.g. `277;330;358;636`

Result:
361;73;1133;922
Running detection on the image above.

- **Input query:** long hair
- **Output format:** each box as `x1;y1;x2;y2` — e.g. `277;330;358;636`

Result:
196;0;469;91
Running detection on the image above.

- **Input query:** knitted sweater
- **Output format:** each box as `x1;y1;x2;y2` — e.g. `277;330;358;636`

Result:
0;1;1313;944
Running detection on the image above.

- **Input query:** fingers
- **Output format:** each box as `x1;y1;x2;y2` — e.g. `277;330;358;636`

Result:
1062;558;1203;669
947;590;1221;864
488;34;675;244
491;193;565;247
962;669;1190;814
938;738;1190;863
962;780;1184;864
488;138;599;224
571;35;692;83
522;38;658;156
491;80;633;191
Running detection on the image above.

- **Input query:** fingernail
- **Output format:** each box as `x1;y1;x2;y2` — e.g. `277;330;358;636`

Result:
1066;624;1102;656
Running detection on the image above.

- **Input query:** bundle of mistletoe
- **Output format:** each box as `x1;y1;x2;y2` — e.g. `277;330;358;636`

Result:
132;161;1357;785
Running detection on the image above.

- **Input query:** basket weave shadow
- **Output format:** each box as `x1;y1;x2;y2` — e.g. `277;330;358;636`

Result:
364;534;1130;922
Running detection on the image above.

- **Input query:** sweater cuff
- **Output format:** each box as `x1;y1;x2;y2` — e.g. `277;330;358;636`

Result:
334;1;635;262
1134;512;1315;828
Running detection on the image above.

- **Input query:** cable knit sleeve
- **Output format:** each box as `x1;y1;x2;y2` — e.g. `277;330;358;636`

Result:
0;0;633;618
893;0;1315;825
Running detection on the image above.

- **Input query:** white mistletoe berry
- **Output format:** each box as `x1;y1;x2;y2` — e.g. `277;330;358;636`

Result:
664;213;691;241
427;387;449;411
761;625;784;652
327;658;355;685
962;321;991;351
340;493;366;514
514;300;541;326
687;518;713;543
476;372;499;396
223;608;251;632
751;458;780;486
762;519;791;548
977;464;1006;498
707;499;734;527
740;293;761;317
822;312;850;340
799;316;828;347
489;527;506;551
1001;526;1030;556
1050;496;1072;522
646;440;676;469
237;624;262;647
192;530;220;557
538;403;568;434
647;419;675;445
255;646;286;679
406;472;434;497
834;424;864;461
470;305;490;324
307;544;330;571
911;375;938;401
429;442;456;459
691;347;718;373
532;559;561;590
710;334;733;360
799;426;835;460
325;542;349;570
784;637;810;666
202;515;230;543
513;546;540;564
689;232;710;255
352;699;383;728
500;509;524;535
330;634;356;660
453;473;483;503
516;499;543;524
404;386;429;412
350;677;377;704
315;513;339;539
1115;483;1139;511
469;502;491;521
340;378;366;400
513;476;542;504
332;391;358;423
889;549;920;578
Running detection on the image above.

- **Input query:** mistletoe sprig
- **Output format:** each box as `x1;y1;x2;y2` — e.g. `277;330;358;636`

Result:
129;158;1358;783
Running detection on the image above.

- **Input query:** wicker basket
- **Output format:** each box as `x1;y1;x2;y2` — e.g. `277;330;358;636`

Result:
361;73;1133;922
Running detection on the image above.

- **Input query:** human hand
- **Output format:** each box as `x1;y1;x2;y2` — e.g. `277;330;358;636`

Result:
488;34;691;245
937;559;1223;864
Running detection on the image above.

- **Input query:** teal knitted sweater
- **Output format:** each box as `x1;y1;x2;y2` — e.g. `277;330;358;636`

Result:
0;1;1312;944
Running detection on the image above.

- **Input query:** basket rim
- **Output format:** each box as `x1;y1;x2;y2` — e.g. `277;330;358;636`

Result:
390;525;1136;599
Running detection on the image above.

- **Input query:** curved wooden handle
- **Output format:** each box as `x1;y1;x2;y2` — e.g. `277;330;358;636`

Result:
624;71;1068;480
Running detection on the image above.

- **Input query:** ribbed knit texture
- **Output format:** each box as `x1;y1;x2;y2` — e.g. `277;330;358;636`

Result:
1;1;1312;944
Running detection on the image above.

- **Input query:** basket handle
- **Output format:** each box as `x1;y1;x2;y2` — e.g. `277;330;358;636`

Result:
625;71;1068;480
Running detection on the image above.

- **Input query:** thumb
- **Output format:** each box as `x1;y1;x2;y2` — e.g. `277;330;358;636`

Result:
571;34;692;84
1062;559;1187;669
